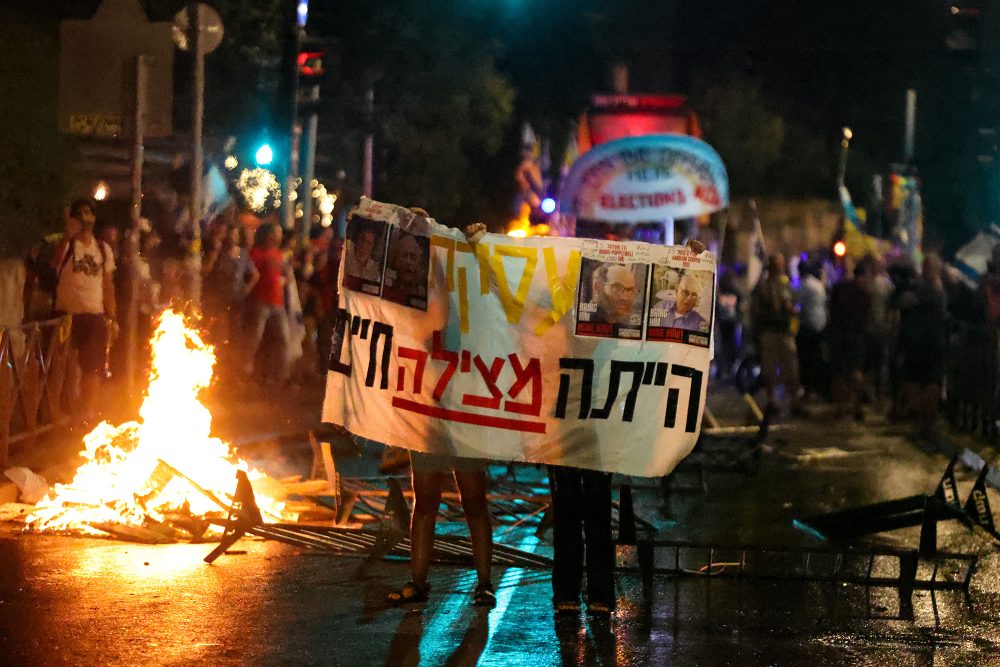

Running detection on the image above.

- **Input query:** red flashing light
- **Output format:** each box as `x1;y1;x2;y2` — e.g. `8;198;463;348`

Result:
833;240;847;258
297;51;326;77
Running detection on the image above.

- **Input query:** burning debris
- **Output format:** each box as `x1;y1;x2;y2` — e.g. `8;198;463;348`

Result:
23;310;291;541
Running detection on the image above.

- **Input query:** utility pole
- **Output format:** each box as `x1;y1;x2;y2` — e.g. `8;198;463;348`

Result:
280;2;303;232
188;2;204;307
125;55;147;401
363;87;374;198
904;89;917;164
300;83;320;242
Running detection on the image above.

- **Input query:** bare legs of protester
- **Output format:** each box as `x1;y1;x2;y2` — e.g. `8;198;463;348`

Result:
408;467;493;594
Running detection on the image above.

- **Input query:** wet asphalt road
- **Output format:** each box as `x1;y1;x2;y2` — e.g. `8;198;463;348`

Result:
4;395;1000;665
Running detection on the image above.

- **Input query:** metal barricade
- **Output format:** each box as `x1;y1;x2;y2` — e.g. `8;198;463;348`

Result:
0;316;74;466
946;321;999;444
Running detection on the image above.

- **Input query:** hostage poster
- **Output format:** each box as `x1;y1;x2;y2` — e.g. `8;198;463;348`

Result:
323;198;716;477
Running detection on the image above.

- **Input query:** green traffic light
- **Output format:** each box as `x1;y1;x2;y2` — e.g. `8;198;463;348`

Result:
255;144;274;166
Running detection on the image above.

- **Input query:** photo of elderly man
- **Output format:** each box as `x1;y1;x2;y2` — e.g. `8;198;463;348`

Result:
575;259;648;340
647;266;714;346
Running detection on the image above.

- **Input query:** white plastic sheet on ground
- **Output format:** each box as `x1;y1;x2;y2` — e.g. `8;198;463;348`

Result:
4;467;49;504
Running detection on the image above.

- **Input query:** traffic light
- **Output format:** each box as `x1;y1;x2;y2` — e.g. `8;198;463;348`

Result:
255;143;274;166
297;50;326;82
296;38;328;116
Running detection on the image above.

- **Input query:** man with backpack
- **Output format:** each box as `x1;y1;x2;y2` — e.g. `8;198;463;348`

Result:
52;198;117;426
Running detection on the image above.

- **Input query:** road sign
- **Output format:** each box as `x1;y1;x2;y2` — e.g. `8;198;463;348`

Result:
172;3;224;54
59;0;173;138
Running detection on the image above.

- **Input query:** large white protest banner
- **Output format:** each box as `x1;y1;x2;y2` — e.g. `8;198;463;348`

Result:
322;198;716;477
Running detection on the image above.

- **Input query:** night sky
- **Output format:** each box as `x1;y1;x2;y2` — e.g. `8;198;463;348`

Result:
6;0;993;247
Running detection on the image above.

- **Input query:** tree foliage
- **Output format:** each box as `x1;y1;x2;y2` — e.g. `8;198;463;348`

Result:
308;0;516;226
690;77;785;197
199;0;290;138
0;6;79;258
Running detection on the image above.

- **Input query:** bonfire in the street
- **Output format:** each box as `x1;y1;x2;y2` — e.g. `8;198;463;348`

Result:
25;310;287;538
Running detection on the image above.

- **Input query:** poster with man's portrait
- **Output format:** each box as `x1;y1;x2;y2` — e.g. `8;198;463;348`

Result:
381;228;430;310
646;265;714;347
575;258;649;340
342;216;388;296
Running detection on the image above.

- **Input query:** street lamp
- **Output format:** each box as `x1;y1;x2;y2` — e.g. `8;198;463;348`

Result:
837;127;853;187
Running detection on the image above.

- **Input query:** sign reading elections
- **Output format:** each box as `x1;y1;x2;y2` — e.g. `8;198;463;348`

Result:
558;134;730;224
322;198;716;477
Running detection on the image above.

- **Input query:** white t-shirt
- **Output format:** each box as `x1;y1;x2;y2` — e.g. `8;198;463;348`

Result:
55;237;115;314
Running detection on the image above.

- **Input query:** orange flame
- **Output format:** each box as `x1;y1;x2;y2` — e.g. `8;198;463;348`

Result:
26;310;287;535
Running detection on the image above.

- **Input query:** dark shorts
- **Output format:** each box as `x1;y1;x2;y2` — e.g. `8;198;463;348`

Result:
70;313;108;376
410;451;487;474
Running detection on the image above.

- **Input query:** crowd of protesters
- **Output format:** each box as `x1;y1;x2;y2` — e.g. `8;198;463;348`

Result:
715;244;1000;447
20;194;343;427
22;194;1000;620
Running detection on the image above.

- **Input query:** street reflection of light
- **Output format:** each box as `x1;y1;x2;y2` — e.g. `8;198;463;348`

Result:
72;543;206;581
94;182;108;201
484;536;542;649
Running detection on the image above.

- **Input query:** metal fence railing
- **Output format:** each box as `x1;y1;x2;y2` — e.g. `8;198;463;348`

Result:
0;316;74;466
945;322;1000;444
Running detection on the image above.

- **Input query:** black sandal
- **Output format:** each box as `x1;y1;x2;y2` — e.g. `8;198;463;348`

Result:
472;582;496;607
553;600;581;616
386;581;430;605
586;601;614;617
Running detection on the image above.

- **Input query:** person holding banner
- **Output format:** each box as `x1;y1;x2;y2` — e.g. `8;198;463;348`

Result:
550;238;706;618
385;222;496;608
548;465;616;617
